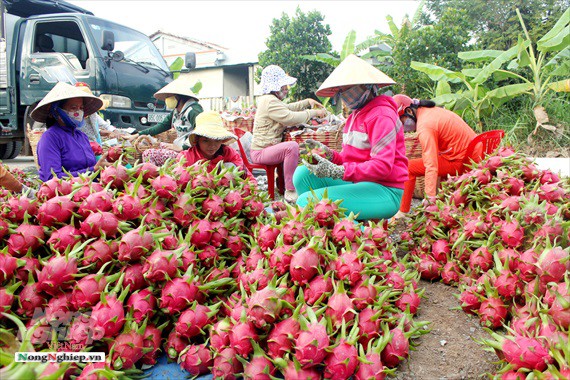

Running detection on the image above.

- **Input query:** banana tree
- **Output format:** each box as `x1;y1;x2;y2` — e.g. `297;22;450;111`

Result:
412;7;570;135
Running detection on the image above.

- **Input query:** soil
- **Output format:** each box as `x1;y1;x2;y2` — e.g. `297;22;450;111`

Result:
394;281;499;380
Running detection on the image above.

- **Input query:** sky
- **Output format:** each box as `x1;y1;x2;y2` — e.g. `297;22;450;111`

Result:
67;1;420;57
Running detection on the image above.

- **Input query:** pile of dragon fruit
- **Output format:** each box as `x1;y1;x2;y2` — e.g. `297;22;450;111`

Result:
400;148;570;379
0;157;428;379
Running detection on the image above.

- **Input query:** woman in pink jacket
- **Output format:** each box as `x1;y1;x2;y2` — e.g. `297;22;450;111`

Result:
178;111;254;181
293;55;408;220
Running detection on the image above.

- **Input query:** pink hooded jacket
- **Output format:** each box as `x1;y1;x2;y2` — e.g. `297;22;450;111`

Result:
331;95;408;189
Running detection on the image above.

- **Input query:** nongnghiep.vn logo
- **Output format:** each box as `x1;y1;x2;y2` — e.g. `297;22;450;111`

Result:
15;352;105;363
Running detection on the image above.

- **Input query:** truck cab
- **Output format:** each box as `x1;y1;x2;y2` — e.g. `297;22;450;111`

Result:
0;0;175;159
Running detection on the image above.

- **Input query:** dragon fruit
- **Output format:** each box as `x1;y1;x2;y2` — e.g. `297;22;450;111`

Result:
36;195;77;226
70;273;107;310
37;255;78;297
165;330;189;361
7;223;46;256
78;190;113;217
46;225;83;253
143;250;179;282
295;308;330;368
289;245;319;286
267;316;300;359
479;296;508;329
108;330;145;370
0;253;19;283
381;328;409;368
229;320;259;357
118;228;154;262
127;288;157;323
79;211;122;238
141;324;163;366
211;347;243;380
180;343;212;376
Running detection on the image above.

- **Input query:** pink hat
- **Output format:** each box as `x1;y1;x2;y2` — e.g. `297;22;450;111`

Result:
393;94;414;116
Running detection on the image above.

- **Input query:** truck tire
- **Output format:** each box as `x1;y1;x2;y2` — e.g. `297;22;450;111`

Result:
0;142;15;160
7;141;23;159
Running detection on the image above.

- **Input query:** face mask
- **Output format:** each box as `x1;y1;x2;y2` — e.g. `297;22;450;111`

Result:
165;96;178;110
64;109;84;122
340;85;373;110
403;117;417;132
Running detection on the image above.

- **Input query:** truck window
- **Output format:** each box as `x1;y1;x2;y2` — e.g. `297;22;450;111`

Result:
33;21;89;69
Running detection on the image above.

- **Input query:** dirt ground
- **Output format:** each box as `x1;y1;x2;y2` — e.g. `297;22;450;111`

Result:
394;280;499;380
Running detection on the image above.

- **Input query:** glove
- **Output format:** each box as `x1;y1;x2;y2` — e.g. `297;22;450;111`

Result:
302;154;345;179
300;139;333;160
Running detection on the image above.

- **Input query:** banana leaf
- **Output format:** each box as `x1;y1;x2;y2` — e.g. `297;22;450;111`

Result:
458;50;504;62
432;93;463;106
548;79;570;92
386;15;400;40
191;80;202;95
492;70;528;82
461;68;482;78
341;31;356;61
472;45;519;84
361;50;392;61
537;8;570;52
301;53;340;67
410;61;464;83
435;80;451;97
487;83;534;99
544;47;570;70
169;57;184;80
516;35;531;67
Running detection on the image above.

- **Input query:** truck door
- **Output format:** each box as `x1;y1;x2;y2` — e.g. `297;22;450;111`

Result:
19;18;93;106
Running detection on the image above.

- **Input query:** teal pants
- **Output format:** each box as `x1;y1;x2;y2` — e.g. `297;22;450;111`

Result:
293;166;403;220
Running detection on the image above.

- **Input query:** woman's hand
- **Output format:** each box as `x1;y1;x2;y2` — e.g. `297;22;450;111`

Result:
314;108;327;118
307;99;324;108
94;153;110;171
124;133;139;142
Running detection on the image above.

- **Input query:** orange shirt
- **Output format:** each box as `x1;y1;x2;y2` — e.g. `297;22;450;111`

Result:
416;107;477;196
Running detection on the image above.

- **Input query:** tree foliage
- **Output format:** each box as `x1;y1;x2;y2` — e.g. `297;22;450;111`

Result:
421;0;569;50
386;7;471;98
258;7;333;101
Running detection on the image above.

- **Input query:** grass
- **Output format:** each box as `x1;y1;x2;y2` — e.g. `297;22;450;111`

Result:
479;94;570;157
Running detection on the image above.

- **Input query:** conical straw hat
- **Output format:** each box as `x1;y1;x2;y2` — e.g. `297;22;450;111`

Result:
316;54;395;97
30;82;103;123
154;76;199;101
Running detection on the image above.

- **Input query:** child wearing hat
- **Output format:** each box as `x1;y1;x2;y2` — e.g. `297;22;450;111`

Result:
294;54;408;221
31;82;111;182
177;111;254;181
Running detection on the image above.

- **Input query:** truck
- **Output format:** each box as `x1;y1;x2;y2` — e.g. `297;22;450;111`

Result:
0;0;194;160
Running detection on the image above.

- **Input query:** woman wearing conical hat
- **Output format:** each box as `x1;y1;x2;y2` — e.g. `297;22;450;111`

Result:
294;54;408;220
31;82;111;182
127;76;204;166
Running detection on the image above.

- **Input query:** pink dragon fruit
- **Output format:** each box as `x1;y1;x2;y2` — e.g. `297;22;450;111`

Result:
82;239;115;269
334;250;364;286
0;253;19;283
37;255;78;297
305;274;333;305
142;250;179;282
151;174;178;199
176;303;220;339
127;289;157;323
70;274;106;310
331;219;361;245
267;317;300;359
295;309;330;368
229;320;259;357
141;324;162;366
46;225;83;253
36;195;77;226
17;282;46;317
160;277;203;314
289;246;319;286
479;296;508;329
78;190;113;217
246;284;283;328
180;343;212;376
312;198;340;228
324;338;358;379
381;328;409;368
108;330;145;370
211;347;243;380
499;220;525;248
117;228;154;262
90;295;126;339
7;223;46;256
536;247;569;285
79;211;122;238
165;330;189;361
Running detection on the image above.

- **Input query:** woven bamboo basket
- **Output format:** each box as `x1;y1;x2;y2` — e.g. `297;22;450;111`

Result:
133;135;159;162
404;132;425;199
284;128;343;152
26;124;45;167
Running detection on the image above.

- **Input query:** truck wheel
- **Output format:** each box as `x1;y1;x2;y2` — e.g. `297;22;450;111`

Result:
7;141;23;159
0;142;15;160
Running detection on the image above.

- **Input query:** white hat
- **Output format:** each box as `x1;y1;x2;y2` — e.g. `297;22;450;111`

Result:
154;76;199;101
189;111;237;146
316;54;395;97
260;65;297;94
30;82;104;123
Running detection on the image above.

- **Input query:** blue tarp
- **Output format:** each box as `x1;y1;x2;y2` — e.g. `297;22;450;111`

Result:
144;354;212;380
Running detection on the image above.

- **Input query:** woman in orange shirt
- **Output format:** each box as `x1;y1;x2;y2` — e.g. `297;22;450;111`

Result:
393;94;477;214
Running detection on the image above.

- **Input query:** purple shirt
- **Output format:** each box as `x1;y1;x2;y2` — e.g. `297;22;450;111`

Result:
37;122;97;181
